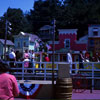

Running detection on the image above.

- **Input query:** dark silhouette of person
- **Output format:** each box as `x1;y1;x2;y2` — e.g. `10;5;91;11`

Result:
79;51;84;69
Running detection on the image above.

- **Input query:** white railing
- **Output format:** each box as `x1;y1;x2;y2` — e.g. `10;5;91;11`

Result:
7;61;59;80
71;62;100;90
7;61;100;90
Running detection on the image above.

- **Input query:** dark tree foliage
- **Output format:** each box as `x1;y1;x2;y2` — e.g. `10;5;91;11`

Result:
62;0;100;38
29;0;61;34
0;8;31;40
0;17;5;39
1;0;100;40
29;0;100;39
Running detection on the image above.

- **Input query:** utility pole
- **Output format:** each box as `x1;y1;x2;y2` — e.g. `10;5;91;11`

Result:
4;11;12;60
52;19;56;98
52;19;56;85
4;19;8;60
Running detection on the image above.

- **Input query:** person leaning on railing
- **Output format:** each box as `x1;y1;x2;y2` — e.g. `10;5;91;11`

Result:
0;60;19;100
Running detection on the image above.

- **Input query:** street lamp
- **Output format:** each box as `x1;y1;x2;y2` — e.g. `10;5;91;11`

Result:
4;14;12;60
52;19;56;85
51;19;56;99
4;19;8;60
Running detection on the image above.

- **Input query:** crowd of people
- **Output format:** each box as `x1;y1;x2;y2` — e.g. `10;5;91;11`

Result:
5;49;100;69
8;49;50;68
79;51;100;63
66;50;100;71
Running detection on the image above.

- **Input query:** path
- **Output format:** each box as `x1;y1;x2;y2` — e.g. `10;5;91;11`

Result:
15;90;100;100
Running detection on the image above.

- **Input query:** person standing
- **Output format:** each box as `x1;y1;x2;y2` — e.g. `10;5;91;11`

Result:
16;50;21;61
95;52;100;62
24;49;30;73
0;60;19;100
45;54;50;62
85;51;90;62
31;50;36;73
28;50;32;68
79;51;84;69
31;50;35;63
9;49;16;68
67;50;73;74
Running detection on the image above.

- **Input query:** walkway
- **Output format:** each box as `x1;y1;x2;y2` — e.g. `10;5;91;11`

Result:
15;90;100;100
72;90;100;99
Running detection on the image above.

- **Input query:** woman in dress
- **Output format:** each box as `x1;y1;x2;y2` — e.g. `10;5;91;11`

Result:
24;49;30;73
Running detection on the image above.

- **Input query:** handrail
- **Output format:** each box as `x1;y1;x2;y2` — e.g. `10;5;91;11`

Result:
6;61;100;90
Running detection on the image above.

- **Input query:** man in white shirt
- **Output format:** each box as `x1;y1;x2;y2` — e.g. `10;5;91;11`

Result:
67;50;73;74
9;49;16;68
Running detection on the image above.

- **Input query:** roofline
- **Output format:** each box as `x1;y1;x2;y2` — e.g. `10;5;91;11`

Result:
58;29;78;31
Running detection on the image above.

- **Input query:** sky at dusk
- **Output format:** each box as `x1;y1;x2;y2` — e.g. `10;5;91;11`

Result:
0;0;35;16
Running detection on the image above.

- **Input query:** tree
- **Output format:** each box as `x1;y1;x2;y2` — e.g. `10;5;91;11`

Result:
29;0;62;34
0;8;31;40
0;16;6;38
1;0;100;40
61;0;100;38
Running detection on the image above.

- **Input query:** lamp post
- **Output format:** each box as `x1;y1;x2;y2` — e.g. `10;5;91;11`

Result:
52;19;56;99
52;19;56;85
4;19;8;60
4;9;12;60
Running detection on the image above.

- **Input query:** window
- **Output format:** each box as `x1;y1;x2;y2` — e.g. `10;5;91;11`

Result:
93;28;98;36
64;39;70;49
93;31;98;36
89;40;94;46
17;42;20;48
23;41;26;47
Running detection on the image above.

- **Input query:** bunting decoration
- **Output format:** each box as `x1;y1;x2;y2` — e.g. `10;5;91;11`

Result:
18;83;42;99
